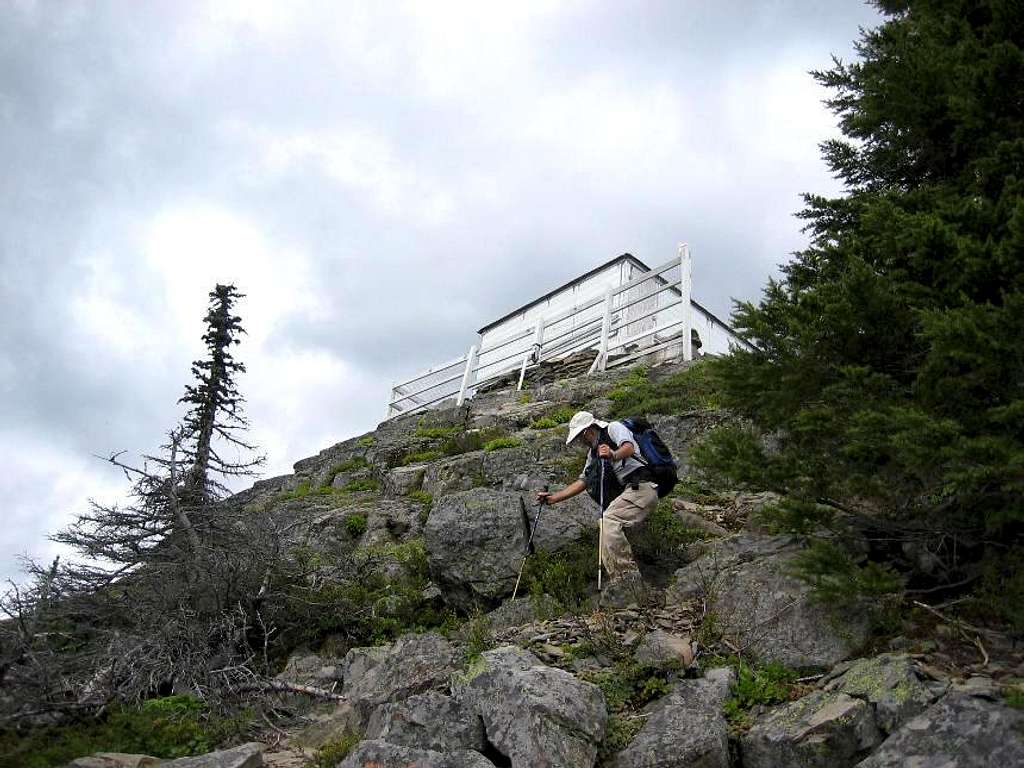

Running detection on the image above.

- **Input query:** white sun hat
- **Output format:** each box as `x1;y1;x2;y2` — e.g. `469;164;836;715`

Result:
565;411;609;445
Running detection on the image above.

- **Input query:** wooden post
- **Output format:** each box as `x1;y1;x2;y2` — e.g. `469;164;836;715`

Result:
597;287;614;371
680;243;693;362
456;345;478;406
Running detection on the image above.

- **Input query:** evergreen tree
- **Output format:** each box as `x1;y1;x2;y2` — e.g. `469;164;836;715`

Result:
178;284;262;503
701;0;1023;614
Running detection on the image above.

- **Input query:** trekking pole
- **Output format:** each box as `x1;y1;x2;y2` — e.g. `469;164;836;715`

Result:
598;459;605;592
511;485;548;602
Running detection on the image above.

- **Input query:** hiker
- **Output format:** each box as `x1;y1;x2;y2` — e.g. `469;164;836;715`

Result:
537;411;658;585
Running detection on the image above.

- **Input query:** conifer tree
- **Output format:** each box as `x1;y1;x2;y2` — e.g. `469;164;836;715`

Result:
701;0;1023;613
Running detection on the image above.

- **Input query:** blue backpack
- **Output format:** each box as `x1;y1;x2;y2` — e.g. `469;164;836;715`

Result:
620;417;679;498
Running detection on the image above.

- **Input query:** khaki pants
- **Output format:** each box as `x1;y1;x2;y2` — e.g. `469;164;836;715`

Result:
601;482;659;580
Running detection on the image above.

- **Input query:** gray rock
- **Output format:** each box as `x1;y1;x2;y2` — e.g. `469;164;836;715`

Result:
383;465;426;496
615;668;734;768
275;649;342;688
855;693;1024;767
424;488;593;610
741;690;883;768
455;646;607;768
667;534;868;668
165;743;264;768
365;692;486;753
66;756;160;768
823;653;944;733
633;630;695;669
338;740;495;768
341;633;460;727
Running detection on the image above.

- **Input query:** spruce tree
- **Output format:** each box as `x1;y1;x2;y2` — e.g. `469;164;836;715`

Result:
701;0;1023;617
178;283;262;503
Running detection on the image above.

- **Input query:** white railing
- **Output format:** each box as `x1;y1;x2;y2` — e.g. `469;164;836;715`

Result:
385;246;693;418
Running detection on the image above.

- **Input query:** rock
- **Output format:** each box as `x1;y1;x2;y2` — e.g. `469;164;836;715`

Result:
165;743;264;767
275;649;342;688
289;702;360;750
341;633;459;727
383;465;426;496
667;534;868;668
338;740;495;768
822;653;944;733
484;594;563;632
633;630;695;669
669;504;730;537
455;646;607;768
741;690;883;768
425;489;593;610
365;692;486;753
615;667;734;768
66;756;160;768
855;693;1024;767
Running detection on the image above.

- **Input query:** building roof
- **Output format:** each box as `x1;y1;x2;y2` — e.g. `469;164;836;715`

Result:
478;253;659;335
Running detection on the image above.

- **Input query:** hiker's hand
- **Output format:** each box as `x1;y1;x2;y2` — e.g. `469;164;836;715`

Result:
537;491;554;504
598;444;614;460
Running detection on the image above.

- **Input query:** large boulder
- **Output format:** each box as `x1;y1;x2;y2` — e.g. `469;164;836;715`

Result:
614;667;734;768
454;646;607;768
667;534;869;668
855;692;1024;767
822;653;946;733
741;690;883;768
365;692;486;753
425;488;594;610
341;633;460;727
165;744;264;767
338;740;495;768
66;757;161;768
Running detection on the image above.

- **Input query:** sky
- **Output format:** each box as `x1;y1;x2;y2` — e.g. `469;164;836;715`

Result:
0;0;883;584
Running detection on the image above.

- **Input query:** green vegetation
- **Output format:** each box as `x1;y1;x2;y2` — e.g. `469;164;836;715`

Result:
341;477;380;493
483;436;522;452
0;696;249;768
585;659;674;765
607;363;720;418
712;657;799;730
312;732;361;767
330;456;368;474
406;490;433;524
414;425;460;439
518;392;532;404
631;496;703;568
275;478;340;502
344;513;368;537
356;435;375;448
1003;682;1024;710
462;609;496;663
530;406;576;430
401;449;444;465
521;530;597;610
691;1;1024;628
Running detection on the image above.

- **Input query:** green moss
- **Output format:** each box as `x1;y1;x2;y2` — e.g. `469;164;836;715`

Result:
356;435;375;448
415;425;460;439
597;714;645;764
483;436;522;452
518;392;532;404
1003;682;1024;709
275;479;345;502
530;407;576;430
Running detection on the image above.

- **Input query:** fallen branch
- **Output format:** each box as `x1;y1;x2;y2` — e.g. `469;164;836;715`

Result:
235;680;347;701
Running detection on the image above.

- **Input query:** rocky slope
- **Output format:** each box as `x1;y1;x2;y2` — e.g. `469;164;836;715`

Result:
67;362;1024;768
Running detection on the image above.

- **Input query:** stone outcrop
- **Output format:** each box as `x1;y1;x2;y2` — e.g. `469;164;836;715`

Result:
365;692;486;753
741;690;883;768
165;744;265;767
424;488;593;610
454;646;607;768
855;691;1024;767
615;667;734;768
632;630;695;669
667;533;869;668
340;633;460;727
338;740;496;768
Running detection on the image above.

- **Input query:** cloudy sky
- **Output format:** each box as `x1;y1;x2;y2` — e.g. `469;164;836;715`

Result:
0;0;881;584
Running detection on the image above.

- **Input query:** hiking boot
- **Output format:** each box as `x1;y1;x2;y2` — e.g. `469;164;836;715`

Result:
598;570;647;610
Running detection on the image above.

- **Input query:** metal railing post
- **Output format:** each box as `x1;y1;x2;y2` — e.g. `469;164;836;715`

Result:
517;319;545;390
456;345;478;406
597;287;614;371
680;243;693;362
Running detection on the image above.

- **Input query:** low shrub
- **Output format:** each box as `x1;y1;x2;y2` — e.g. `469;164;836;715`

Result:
632;497;703;568
711;656;799;729
608;362;720;418
341;477;380;493
0;696;250;768
356;435;375;448
401;449;444;465
313;732;361;767
530;407;576;430
344;514;368;537
483;436;522;452
415;425;460;439
522;530;597;610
